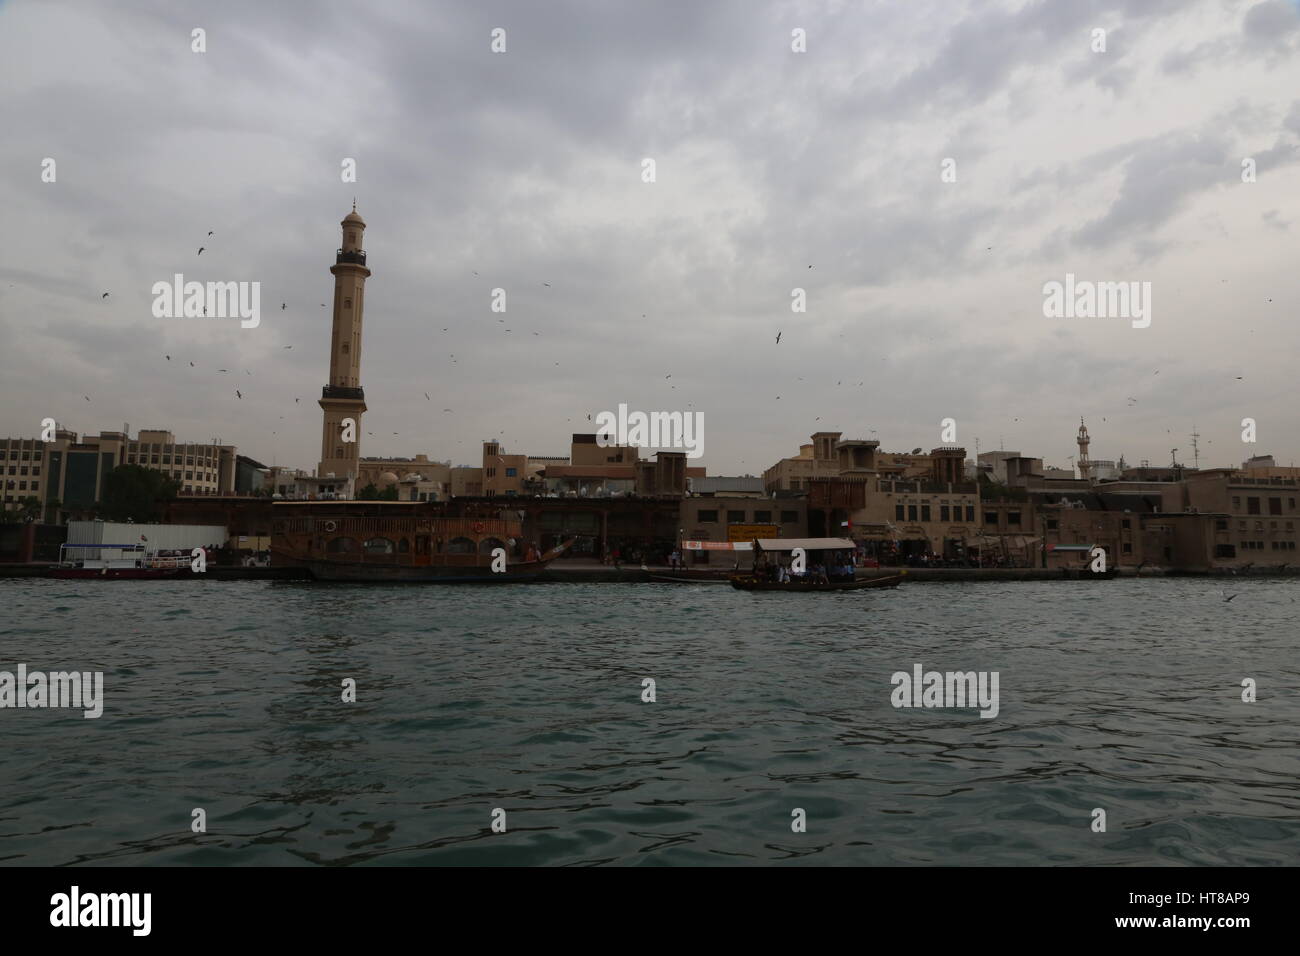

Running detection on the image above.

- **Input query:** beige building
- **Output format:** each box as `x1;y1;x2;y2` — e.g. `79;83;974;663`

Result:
357;454;451;501
1165;469;1299;567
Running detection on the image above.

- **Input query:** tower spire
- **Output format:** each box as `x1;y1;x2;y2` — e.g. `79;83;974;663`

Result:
1076;417;1092;482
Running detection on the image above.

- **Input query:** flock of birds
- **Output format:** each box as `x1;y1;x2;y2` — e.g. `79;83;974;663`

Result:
79;239;1281;462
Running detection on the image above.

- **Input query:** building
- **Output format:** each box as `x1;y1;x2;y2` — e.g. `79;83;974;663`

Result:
688;475;765;497
678;496;806;563
317;204;371;483
235;455;269;495
1;427;236;522
1165;469;1300;568
357;454;451;500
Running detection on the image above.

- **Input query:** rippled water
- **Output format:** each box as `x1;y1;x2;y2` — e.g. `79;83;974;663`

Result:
1;578;1297;866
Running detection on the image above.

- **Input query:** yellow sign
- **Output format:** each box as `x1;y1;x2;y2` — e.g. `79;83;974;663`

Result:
728;523;778;542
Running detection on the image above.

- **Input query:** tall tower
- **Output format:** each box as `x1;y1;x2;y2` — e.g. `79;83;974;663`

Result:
318;204;371;479
1076;418;1091;482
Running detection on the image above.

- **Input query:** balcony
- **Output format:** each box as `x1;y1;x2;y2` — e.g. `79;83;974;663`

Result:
321;385;365;401
335;249;367;266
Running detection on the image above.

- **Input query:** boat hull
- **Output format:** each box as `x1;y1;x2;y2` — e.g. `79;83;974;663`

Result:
49;567;192;580
729;573;906;592
287;557;553;583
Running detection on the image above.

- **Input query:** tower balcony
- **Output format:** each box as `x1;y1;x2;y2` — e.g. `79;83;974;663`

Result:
335;248;367;265
322;385;365;401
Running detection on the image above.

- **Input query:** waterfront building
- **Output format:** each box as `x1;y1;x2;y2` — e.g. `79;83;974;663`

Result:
1;427;236;522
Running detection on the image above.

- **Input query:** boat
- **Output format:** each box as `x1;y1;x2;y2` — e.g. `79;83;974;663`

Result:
272;503;571;582
730;572;906;591
49;543;198;579
649;573;732;584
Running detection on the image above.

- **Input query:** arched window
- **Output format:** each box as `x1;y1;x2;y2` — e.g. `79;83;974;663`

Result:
327;536;359;553
479;536;506;555
363;537;394;554
446;536;475;554
398;537;410;554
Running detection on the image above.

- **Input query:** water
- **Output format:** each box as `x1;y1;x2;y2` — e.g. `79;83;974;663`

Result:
1;578;1297;866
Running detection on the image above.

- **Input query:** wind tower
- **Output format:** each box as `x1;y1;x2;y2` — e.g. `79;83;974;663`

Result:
317;203;371;479
1076;418;1091;482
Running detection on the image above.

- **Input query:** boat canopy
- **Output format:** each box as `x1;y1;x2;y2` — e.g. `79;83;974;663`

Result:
754;537;855;552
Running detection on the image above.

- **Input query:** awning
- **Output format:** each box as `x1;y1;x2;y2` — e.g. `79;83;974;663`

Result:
754;537;855;552
1048;543;1095;552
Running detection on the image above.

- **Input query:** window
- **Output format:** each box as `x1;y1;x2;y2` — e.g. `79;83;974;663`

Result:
940;506;950;522
1122;543;1132;554
1008;512;1021;526
984;512;997;525
966;506;975;521
31;467;39;476
1248;497;1260;515
18;482;25;491
19;467;27;476
446;536;475;553
1269;498;1282;515
698;510;718;523
486;467;496;479
1215;544;1236;558
727;511;745;523
907;505;918;521
780;511;798;523
363;537;395;554
754;510;772;523
326;537;359;553
1047;519;1058;530
895;504;904;521
1215;520;1228;531
398;538;410;554
920;505;931;521
30;482;37;491
505;468;517;478
1121;519;1130;529
1232;496;1241;508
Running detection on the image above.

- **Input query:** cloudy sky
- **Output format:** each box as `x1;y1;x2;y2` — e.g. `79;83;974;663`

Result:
2;0;1298;477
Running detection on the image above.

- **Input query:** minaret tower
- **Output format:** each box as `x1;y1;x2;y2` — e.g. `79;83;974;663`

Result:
1076;418;1091;482
317;203;371;479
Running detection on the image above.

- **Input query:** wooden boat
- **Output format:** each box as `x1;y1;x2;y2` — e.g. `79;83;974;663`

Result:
649;573;732;584
729;572;906;592
272;503;570;582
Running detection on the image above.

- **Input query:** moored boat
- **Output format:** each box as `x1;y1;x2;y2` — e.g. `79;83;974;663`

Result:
730;572;906;591
272;502;570;582
49;543;197;580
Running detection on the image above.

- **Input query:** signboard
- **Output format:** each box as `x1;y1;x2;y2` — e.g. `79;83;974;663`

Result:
728;523;778;543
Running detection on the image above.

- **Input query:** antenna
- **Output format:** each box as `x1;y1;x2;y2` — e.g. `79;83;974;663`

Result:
1190;424;1200;469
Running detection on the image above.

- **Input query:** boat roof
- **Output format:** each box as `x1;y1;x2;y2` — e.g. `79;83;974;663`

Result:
755;537;855;552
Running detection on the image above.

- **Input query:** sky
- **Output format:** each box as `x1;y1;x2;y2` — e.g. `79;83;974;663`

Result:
1;0;1298;477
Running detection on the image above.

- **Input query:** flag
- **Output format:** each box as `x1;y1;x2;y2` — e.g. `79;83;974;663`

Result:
140;535;147;541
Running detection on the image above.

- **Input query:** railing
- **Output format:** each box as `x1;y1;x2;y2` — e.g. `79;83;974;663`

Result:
321;385;365;400
335;249;367;265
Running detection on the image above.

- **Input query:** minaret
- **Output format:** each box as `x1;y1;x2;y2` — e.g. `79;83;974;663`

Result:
1076;418;1091;482
317;203;371;479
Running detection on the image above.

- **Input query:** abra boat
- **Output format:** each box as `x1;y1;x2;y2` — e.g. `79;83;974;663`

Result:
729;572;906;592
272;503;570;583
49;543;197;579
